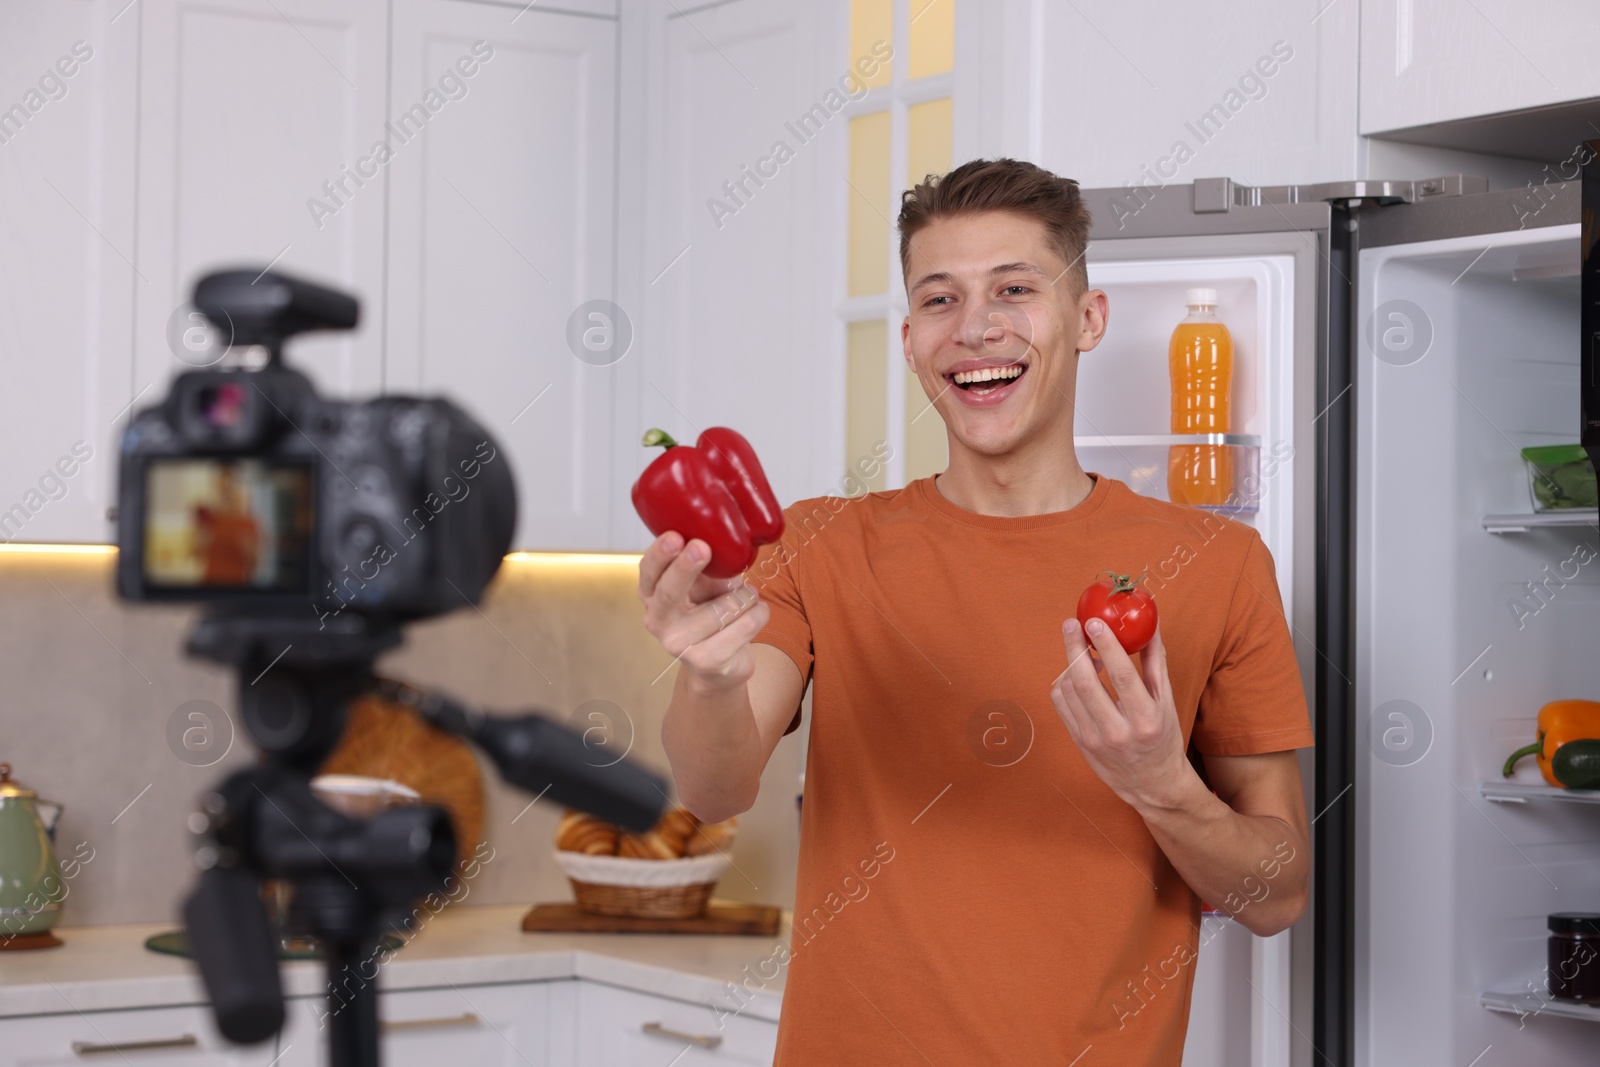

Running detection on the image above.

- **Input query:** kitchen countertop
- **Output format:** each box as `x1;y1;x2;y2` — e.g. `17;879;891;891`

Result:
0;903;791;1024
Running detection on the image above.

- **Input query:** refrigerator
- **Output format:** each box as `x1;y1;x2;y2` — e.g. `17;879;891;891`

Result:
1072;169;1600;1067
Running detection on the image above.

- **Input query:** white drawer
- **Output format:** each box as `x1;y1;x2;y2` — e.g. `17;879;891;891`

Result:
0;1002;283;1066
576;982;777;1067
279;981;559;1067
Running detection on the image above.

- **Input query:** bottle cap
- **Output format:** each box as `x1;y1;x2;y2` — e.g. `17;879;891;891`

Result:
1549;913;1600;935
1186;287;1218;308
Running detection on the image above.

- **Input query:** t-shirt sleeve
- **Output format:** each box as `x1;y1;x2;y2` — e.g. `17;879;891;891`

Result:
1191;530;1316;757
745;507;816;737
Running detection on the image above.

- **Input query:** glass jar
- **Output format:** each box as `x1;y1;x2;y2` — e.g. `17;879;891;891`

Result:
1547;912;1600;1002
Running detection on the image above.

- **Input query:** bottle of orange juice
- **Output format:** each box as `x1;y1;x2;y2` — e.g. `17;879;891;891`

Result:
1167;288;1234;507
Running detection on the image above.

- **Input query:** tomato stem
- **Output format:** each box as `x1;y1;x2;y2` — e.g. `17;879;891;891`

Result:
1099;569;1148;595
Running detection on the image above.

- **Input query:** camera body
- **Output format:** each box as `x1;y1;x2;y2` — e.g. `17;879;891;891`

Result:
116;269;515;622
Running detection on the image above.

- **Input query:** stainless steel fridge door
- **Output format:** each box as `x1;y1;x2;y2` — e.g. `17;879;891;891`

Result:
1078;181;1338;1067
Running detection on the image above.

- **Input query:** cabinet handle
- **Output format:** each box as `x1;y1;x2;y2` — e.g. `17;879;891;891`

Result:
73;1034;199;1055
381;1012;481;1032
642;1021;723;1049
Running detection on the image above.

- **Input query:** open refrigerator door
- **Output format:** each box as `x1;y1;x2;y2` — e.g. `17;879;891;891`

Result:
1354;186;1600;1064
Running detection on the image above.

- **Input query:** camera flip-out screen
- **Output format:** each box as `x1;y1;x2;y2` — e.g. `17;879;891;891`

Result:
142;458;314;593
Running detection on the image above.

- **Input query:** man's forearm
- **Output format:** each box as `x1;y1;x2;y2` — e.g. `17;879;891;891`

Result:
659;670;766;823
1130;770;1309;937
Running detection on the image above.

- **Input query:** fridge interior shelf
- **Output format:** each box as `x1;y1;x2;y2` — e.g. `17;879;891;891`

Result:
1479;781;1600;805
1075;434;1263;515
1481;990;1600;1023
1482;509;1599;534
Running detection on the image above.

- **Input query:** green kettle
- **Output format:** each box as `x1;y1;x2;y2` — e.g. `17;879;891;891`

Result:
0;763;65;944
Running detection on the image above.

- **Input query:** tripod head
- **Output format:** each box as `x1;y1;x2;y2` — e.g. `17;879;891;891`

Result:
180;610;670;1062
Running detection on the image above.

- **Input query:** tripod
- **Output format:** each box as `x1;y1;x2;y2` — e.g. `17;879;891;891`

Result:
180;608;668;1067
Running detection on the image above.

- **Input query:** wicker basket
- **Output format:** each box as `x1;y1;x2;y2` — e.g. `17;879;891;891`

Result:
569;879;716;919
552;851;731;920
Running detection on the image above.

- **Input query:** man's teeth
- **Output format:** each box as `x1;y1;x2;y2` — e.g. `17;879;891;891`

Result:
952;365;1025;385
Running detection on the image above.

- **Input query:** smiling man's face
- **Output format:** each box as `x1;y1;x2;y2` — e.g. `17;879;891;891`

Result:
901;210;1107;460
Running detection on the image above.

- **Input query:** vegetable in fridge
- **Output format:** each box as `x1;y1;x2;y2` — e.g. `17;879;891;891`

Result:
1502;699;1600;789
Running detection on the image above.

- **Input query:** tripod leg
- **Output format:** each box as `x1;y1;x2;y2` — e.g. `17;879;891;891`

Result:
324;938;382;1067
184;864;284;1045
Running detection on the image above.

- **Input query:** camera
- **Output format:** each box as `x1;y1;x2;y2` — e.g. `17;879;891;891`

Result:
116;268;515;623
111;268;666;1065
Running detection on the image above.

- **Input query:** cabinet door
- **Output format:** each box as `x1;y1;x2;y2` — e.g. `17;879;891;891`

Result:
386;0;618;551
576;981;777;1067
279;981;554;1067
1022;3;1356;190
623;0;832;552
129;0;390;409
0;1001;288;1065
0;1;138;544
1360;0;1600;133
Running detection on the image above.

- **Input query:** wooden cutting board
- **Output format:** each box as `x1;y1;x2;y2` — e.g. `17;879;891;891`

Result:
521;901;781;936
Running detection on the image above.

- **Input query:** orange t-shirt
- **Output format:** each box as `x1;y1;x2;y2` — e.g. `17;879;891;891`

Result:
746;472;1314;1065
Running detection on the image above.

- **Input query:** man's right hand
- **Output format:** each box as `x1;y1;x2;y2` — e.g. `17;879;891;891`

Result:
644;530;805;823
638;531;771;693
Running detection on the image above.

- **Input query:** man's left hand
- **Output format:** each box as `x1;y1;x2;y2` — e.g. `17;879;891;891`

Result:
1050;617;1191;810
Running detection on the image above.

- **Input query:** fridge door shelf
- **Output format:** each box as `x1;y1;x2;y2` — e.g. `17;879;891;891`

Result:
1481;990;1600;1023
1076;434;1262;515
1482;509;1599;534
1480;781;1600;805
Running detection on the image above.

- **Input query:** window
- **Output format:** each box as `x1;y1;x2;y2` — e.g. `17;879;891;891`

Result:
842;0;954;491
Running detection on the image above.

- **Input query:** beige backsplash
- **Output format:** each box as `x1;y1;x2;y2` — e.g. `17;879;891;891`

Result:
0;551;805;930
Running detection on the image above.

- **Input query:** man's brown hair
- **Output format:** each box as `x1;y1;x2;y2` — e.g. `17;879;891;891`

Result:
897;158;1091;297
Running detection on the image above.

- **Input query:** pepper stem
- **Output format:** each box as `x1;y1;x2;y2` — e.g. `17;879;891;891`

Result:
642;428;679;449
1502;741;1542;779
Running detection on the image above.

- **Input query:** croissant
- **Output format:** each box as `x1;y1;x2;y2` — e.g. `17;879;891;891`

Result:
617;829;679;859
655;807;700;855
556;810;618;855
559;805;710;860
684;816;738;857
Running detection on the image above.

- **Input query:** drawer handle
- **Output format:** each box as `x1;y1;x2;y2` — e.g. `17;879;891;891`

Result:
642;1021;723;1049
381;1012;481;1032
73;1034;199;1055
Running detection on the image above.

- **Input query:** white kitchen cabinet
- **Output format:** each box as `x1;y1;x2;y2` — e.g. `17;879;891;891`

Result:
385;0;619;552
285;980;779;1067
1360;0;1600;135
275;981;561;1067
0;1;138;544
374;981;554;1067
620;0;834;552
0;976;775;1067
575;981;777;1067
0;0;838;553
0;1001;288;1065
996;0;1359;192
129;0;391;409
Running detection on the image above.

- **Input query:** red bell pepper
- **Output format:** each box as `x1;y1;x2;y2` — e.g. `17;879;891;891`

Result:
631;427;784;579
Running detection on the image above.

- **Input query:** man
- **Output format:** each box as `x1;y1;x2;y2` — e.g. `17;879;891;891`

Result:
195;463;261;586
638;158;1313;1064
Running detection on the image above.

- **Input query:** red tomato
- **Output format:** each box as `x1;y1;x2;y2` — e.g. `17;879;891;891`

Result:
1076;571;1158;653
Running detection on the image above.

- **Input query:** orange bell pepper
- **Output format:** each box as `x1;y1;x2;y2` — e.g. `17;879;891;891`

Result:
1502;699;1600;789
